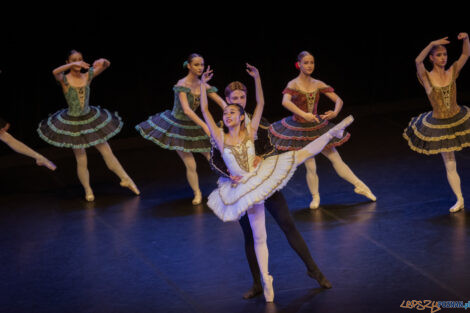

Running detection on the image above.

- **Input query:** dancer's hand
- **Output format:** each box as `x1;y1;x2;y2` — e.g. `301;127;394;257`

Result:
246;63;260;79
72;61;90;69
320;110;337;120
230;175;242;184
93;58;111;69
431;37;450;46
201;66;214;83
303;112;320;123
252;156;262;168
458;32;469;40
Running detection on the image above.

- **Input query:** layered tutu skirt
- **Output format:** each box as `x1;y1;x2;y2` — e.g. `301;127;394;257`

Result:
208;151;298;222
403;105;470;155
135;109;211;153
269;116;350;151
37;106;123;149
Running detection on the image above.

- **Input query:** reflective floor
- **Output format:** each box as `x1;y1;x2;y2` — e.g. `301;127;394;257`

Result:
1;107;469;313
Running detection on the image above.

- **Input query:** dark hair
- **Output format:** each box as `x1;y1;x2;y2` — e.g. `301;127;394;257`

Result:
429;44;446;56
297;51;313;62
224;81;247;98
67;49;82;61
188;53;203;64
222;103;246;133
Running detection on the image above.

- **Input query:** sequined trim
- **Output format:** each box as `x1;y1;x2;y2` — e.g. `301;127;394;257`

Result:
224;136;250;172
279;118;329;131
410;123;470;141
218;152;297;206
270;125;328;141
274;133;351;151
421;106;470;129
402;132;470;155
44;109;114;136
57;107;101;125
159;111;202;129
146;120;209;141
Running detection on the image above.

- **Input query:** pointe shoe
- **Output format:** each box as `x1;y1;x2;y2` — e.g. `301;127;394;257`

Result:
36;157;57;171
328;115;354;139
85;192;95;202
307;270;332;289
120;178;140;195
192;191;202;205
242;283;263;299
309;194;320;209
262;275;274;303
354;184;376;201
449;199;464;213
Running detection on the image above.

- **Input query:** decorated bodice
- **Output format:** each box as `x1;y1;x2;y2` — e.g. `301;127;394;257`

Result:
419;62;461;119
283;85;334;122
63;67;94;117
222;135;257;177
171;85;218;120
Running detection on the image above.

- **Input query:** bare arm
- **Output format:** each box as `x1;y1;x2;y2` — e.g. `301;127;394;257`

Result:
246;64;264;138
282;91;319;123
92;58;111;77
207;90;227;110
415;37;450;93
178;91;210;136
200;67;224;149
455;32;470;73
52;61;90;82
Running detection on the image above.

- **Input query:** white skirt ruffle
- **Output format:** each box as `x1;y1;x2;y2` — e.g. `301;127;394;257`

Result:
207;151;298;222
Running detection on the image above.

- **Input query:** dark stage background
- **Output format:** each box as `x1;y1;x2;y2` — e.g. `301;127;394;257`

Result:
1;13;469;156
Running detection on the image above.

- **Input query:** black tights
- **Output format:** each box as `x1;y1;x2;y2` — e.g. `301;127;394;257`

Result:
239;191;323;286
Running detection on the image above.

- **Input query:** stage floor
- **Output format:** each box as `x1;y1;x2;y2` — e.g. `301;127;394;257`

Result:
1;107;469;313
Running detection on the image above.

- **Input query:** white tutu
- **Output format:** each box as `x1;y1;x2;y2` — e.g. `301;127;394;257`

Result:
208;150;298;222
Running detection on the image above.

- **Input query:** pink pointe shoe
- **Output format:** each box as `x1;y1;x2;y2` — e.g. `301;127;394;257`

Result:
328;115;354;139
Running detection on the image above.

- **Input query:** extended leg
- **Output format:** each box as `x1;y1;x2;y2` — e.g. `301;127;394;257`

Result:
176;150;202;204
0;131;55;170
95;142;140;195
73;148;94;201
441;151;464;213
322;147;376;201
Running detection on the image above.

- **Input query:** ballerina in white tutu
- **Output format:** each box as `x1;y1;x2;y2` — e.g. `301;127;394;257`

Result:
199;65;353;302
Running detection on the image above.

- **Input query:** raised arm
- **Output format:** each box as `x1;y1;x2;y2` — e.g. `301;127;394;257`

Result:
200;67;224;149
52;61;90;82
455;32;470;73
415;37;450;92
92;58;111;77
246;64;264;138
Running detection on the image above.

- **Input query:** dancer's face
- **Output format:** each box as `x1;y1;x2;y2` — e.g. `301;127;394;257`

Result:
299;54;315;75
188;57;205;76
223;105;244;128
429;47;448;67
67;52;84;71
226;90;247;109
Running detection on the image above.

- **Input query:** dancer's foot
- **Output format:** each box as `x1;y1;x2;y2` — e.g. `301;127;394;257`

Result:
85;189;95;202
120;178;140;195
328;115;354;139
36;156;56;171
309;194;320;209
354;184;376;201
242;283;263;299
449;198;464;213
307;270;332;289
192;190;202;205
262;275;274;303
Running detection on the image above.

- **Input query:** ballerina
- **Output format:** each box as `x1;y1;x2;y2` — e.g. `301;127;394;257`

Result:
38;50;139;201
136;53;226;205
403;33;470;213
200;65;353;302
269;51;376;209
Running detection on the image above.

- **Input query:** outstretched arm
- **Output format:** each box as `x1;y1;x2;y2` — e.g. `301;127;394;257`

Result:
455;32;470;73
92;58;111;77
246;64;264;138
415;37;450;93
200;67;224;149
208;92;227;110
